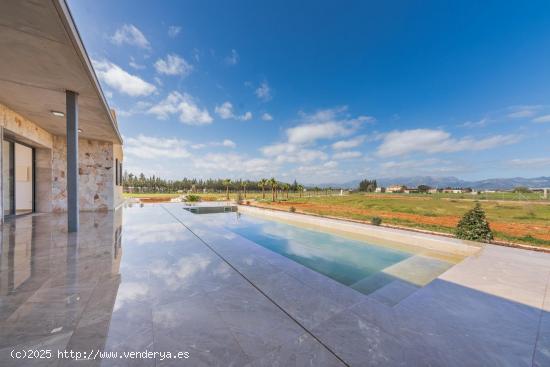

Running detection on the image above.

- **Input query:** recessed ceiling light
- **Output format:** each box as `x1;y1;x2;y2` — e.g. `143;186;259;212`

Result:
51;110;64;117
78;128;83;133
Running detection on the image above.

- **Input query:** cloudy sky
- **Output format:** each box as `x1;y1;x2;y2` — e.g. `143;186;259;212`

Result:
68;0;550;184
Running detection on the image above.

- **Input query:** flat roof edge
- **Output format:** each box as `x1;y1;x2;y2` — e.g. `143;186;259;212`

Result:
52;0;123;145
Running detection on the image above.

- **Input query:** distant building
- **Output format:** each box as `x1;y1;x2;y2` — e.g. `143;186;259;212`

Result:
375;187;383;193
386;185;405;193
428;188;440;194
442;188;464;194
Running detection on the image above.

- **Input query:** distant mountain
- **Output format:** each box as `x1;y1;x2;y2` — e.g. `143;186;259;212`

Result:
313;176;550;190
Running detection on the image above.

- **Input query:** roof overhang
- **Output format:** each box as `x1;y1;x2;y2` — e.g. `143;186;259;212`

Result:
0;0;122;144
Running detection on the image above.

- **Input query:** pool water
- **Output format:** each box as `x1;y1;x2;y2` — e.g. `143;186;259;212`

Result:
221;213;416;288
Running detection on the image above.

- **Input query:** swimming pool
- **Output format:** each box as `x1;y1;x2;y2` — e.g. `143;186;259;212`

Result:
207;211;459;295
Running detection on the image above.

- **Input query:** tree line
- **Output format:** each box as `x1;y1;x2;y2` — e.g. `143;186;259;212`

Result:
123;172;309;196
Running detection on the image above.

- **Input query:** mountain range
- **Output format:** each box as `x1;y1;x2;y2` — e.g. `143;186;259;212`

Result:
315;176;550;190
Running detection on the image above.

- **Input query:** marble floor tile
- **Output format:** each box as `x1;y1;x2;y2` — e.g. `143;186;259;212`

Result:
152;293;250;367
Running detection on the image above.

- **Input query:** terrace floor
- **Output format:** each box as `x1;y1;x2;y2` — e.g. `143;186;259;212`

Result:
1;203;549;366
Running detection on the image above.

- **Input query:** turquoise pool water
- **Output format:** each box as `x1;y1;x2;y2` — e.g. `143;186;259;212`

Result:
221;213;413;287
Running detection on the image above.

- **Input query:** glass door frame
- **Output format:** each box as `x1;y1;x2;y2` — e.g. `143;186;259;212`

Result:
2;137;36;218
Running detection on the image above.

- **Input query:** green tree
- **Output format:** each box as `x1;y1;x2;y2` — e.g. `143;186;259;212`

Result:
513;186;531;193
297;184;304;198
456;203;494;243
241;181;248;198
269;178;278;202
259;178;267;199
222;178;232;200
418;185;431;193
358;179;377;192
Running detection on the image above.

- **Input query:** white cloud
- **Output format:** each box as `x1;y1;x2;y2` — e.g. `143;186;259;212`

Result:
260;143;327;163
508;157;550;167
154;54;193;76
286;107;372;145
287;122;356;145
111;24;150;49
125;135;191;159
93;59;156;97
333;151;362;160
189;139;236;149
255;82;272;101
459;118;488;128
225;49;239;65
221;139;236;148
377;158;463;176
533;114;550;123
148;92;213;125
168;25;182;38
507;105;543;118
332;136;365;150
195;153;272;175
129;57;145;70
215;102;234;119
215;101;252;121
376;129;519;157
240;111;253;121
116;101;152;117
261;113;273;121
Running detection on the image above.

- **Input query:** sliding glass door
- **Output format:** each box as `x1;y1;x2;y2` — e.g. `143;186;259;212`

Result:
2;139;34;217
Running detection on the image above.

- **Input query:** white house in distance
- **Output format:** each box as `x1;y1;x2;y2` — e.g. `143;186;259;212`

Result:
386;185;405;193
0;0;124;231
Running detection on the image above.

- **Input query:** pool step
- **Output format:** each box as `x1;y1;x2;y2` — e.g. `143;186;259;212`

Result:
350;255;455;305
381;255;454;287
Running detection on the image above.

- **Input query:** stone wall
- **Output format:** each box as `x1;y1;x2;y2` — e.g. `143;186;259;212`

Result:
51;136;115;212
0;103;121;217
0;104;53;148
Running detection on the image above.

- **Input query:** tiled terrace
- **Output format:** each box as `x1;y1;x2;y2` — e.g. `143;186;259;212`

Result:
1;203;549;366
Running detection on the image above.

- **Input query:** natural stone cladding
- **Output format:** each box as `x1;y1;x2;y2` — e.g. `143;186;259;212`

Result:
52;136;114;212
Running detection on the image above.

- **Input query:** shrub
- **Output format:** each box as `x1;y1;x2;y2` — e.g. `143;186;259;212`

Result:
289;206;296;213
456;203;493;243
371;216;382;226
185;194;201;202
246;200;250;205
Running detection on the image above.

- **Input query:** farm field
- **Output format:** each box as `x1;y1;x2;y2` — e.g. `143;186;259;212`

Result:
251;193;550;248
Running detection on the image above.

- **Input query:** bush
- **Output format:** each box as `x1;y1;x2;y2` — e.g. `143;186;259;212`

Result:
371;216;382;226
289;206;296;213
246;200;250;205
185;194;201;202
456;203;493;243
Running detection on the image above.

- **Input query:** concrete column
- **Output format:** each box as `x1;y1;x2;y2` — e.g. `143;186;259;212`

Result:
66;91;79;232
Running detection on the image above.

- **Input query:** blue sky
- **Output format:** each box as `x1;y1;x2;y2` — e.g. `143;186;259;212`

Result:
68;0;550;183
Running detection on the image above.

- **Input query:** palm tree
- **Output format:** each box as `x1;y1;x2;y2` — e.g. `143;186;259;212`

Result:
297;184;304;198
284;183;290;199
222;178;231;200
242;181;248;198
269;177;277;202
259;178;267;199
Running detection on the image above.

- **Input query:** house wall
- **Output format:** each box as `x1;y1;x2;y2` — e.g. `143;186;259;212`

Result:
0;103;121;218
51;136;115;212
113;143;124;208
